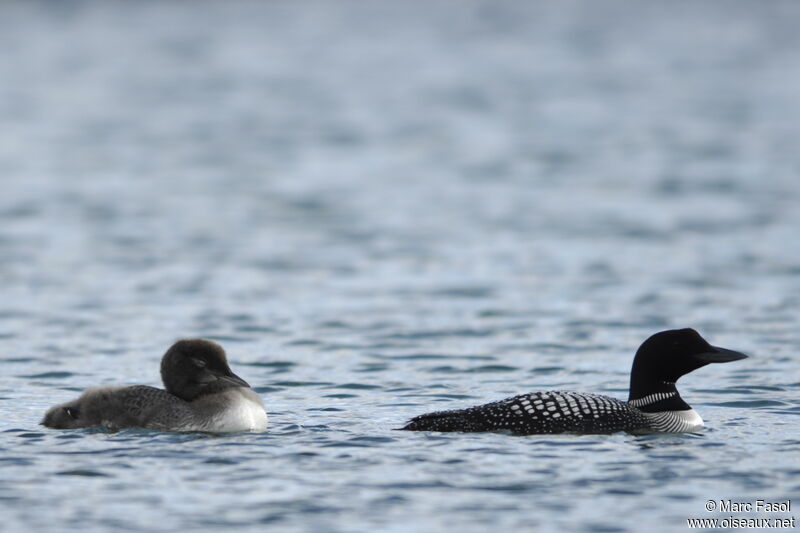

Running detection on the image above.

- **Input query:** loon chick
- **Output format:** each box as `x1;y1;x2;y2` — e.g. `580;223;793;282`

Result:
399;328;747;435
41;339;267;433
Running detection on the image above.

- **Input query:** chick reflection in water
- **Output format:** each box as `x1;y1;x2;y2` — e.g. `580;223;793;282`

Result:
42;339;267;433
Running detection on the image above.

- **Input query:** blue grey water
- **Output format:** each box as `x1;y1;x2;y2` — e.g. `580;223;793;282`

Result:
1;1;798;531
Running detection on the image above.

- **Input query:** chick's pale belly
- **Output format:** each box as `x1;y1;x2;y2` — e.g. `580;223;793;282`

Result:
194;389;268;433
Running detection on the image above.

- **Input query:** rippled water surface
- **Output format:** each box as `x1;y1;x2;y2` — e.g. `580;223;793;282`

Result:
1;1;799;532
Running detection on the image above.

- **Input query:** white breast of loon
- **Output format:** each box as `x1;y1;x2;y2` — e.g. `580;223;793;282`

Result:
628;391;704;432
190;389;268;433
643;408;703;433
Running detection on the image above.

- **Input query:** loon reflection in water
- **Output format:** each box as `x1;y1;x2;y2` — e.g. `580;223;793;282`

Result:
400;329;748;435
41;339;267;433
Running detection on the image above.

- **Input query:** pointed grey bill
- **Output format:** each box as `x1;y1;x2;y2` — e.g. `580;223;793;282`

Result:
219;372;250;388
694;346;749;364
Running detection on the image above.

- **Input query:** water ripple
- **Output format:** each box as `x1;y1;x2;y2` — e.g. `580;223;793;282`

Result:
1;2;799;533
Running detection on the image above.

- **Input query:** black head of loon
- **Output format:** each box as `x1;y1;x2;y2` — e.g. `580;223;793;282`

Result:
160;339;251;401
628;328;748;411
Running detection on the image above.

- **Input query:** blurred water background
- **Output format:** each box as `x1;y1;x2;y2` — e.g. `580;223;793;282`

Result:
0;1;798;532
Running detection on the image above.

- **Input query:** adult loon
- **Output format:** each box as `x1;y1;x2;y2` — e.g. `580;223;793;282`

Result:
41;339;267;433
399;329;747;435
